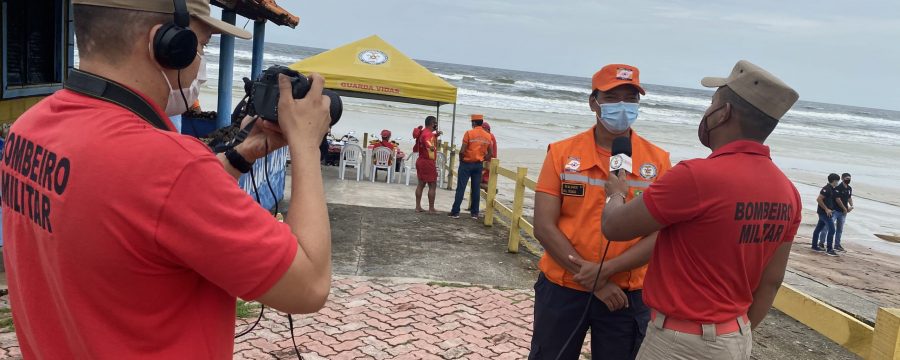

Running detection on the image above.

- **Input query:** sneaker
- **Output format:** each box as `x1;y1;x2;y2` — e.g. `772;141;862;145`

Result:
818;241;825;248
471;214;479;220
835;246;846;252
825;250;839;257
812;246;825;252
448;213;460;219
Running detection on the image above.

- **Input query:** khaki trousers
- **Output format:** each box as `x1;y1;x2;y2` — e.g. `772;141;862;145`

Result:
636;311;752;360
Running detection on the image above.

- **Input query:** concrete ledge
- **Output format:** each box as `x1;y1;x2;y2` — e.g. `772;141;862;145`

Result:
774;283;874;358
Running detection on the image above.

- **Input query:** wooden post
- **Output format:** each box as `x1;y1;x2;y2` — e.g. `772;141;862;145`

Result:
447;145;457;190
361;132;370;180
507;167;527;253
871;308;900;360
484;158;499;226
440;142;449;188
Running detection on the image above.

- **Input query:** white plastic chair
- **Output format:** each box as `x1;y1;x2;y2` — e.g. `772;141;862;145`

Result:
400;152;418;185
371;147;394;183
435;151;447;188
339;143;363;181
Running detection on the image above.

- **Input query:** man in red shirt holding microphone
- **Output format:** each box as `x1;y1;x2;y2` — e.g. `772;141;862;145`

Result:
600;60;802;359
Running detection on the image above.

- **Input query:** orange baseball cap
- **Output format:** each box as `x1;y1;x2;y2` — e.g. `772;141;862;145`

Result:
471;114;484;121
592;64;645;95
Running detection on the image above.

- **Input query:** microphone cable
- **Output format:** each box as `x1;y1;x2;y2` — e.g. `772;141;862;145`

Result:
553;240;613;360
261;139;304;360
555;137;630;359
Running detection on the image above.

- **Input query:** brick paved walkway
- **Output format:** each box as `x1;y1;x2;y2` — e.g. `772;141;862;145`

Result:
0;276;595;359
233;276;553;359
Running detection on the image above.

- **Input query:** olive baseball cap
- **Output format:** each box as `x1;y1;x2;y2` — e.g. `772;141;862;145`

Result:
73;0;252;39
701;60;799;120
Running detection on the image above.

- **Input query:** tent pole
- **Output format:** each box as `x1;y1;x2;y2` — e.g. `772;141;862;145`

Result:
436;104;440;125
215;10;237;129
450;103;457;148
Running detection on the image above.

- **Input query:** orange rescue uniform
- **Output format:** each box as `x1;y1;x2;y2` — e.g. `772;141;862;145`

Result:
461;126;493;163
535;127;671;291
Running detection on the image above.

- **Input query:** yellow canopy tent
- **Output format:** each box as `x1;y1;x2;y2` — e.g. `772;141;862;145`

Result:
289;35;461;145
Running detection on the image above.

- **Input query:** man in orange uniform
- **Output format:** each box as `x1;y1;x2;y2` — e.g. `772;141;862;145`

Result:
449;114;493;219
600;60;801;360
530;64;671;360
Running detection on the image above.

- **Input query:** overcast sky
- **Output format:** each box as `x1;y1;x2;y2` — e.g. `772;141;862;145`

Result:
215;0;900;110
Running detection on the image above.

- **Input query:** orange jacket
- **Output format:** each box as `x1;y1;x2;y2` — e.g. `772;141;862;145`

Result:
535;127;672;291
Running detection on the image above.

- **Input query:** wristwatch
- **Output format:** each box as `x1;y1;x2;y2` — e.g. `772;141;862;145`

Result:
225;148;254;174
606;192;627;204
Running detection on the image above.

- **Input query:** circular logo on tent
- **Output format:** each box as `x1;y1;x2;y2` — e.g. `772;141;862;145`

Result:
358;50;388;65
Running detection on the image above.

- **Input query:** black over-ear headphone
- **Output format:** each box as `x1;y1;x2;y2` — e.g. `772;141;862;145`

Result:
153;0;198;70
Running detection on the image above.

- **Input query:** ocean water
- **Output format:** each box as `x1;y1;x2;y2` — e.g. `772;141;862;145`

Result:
194;38;900;149
74;38;900;148
72;38;900;243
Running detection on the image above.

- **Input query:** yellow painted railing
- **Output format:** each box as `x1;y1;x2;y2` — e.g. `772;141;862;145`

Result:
774;284;900;359
437;155;539;254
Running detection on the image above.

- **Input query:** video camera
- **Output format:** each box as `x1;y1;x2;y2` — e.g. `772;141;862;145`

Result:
241;65;343;126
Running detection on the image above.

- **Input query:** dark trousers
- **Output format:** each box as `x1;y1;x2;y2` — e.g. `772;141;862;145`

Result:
833;210;846;247
812;212;836;251
529;273;649;360
450;161;483;216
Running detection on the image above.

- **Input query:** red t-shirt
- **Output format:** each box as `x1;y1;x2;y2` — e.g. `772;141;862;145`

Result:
1;89;298;359
641;140;801;323
416;128;436;161
488;133;497;160
376;140;396;151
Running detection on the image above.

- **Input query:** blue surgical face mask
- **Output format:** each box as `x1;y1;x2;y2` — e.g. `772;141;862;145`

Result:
596;101;639;134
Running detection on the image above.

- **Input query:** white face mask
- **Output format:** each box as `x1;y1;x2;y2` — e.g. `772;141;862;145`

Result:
160;69;200;117
149;39;200;117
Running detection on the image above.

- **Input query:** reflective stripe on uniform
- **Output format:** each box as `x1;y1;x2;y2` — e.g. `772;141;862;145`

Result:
559;173;653;188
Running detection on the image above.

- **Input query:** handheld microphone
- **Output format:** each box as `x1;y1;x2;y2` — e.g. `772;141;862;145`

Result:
610;136;633;176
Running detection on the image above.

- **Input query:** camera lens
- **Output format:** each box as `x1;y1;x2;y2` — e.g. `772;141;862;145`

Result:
324;90;342;126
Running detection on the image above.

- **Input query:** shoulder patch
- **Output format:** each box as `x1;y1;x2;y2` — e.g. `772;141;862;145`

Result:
639;163;658;180
565;156;581;173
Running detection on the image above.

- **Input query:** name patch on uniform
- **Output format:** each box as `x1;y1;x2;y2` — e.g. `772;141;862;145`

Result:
561;182;585;197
